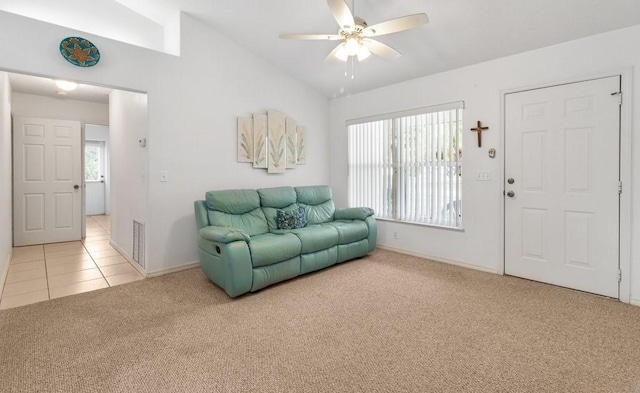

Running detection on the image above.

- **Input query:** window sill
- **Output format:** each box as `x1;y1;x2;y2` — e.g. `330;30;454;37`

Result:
375;217;465;232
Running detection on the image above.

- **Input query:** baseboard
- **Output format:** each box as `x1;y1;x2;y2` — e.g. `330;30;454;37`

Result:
109;240;148;278
376;244;499;275
630;298;640;307
146;262;201;278
108;239;200;278
0;250;12;302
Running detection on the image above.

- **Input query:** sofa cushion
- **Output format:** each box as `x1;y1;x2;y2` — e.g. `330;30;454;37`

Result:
295;185;335;225
258;187;298;231
208;208;268;237
258;186;297;207
249;233;302;267
206;189;260;214
276;207;307;230
287;224;338;254
324;220;369;244
206;189;268;236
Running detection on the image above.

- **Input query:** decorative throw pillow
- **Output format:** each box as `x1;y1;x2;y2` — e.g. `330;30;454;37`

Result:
276;207;307;230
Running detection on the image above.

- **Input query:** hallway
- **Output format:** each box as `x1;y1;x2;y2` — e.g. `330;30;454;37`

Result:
0;216;144;310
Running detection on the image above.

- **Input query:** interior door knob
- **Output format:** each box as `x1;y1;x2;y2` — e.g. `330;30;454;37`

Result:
74;185;80;189
506;191;515;198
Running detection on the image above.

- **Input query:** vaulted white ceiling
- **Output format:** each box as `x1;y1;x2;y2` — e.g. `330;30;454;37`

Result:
5;0;640;101
158;0;640;97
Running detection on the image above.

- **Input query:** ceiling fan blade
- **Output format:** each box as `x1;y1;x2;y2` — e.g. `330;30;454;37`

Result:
327;0;355;30
279;34;342;40
363;13;428;37
364;39;401;60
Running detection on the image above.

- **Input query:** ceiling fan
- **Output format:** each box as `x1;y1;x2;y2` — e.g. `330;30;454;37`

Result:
279;0;428;63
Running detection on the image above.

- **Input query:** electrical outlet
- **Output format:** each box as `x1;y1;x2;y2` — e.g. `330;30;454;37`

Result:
393;231;399;239
160;171;168;182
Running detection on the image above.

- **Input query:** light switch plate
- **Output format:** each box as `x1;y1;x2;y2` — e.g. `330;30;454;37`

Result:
475;170;491;181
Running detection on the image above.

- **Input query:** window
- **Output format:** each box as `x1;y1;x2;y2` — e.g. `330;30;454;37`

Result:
348;102;463;228
85;141;104;182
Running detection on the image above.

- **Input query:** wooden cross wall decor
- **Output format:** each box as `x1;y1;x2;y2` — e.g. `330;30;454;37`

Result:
470;121;489;147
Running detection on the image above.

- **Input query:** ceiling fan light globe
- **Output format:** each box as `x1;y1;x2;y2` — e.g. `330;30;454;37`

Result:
345;37;360;56
357;47;371;61
335;44;349;61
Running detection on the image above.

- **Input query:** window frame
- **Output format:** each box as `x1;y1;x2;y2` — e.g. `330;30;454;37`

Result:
347;101;464;229
84;140;105;183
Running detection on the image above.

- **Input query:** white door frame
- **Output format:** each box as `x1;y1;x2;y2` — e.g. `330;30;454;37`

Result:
499;69;632;303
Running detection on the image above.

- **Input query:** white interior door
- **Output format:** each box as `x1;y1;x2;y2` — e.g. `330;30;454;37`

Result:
85;140;105;215
504;76;620;298
13;117;82;246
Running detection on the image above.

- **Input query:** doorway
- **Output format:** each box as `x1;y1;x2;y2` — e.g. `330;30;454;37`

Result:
85;124;110;217
504;76;621;298
2;72;150;309
85;141;105;215
12;116;82;246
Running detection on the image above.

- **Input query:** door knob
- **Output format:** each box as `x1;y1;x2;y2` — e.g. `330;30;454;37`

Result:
506;191;515;198
507;178;515;184
74;185;80;189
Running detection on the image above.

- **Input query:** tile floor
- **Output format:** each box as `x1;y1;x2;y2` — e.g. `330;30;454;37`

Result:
0;215;144;310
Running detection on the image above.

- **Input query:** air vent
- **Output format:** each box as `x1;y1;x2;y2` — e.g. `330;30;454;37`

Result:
132;220;145;269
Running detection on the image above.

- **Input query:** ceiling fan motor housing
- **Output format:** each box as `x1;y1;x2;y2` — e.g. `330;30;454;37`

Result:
340;16;368;35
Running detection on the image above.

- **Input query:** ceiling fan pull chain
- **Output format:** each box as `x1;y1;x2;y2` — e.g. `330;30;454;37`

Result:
351;56;355;80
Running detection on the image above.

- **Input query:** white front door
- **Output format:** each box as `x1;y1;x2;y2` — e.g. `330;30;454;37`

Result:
85;140;105;215
13;117;82;246
504;76;620;298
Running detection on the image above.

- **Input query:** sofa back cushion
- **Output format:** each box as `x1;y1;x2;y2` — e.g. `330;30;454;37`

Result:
295;185;335;225
206;189;268;236
258;187;298;231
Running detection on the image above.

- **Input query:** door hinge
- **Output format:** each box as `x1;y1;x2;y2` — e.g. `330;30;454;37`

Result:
617;269;622;282
611;91;623;105
618;181;622;194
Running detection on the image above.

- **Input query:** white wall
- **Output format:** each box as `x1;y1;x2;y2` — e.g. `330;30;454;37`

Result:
0;72;12;296
329;25;640;302
109;91;148;263
0;0;165;53
85;124;111;215
11;93;108;125
0;11;330;275
144;12;331;273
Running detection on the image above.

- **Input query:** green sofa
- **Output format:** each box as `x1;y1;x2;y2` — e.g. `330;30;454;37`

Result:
194;185;377;297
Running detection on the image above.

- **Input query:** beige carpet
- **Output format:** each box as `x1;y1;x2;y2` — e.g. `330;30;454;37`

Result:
1;249;640;392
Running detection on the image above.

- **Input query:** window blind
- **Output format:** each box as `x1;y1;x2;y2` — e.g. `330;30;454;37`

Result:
348;102;463;228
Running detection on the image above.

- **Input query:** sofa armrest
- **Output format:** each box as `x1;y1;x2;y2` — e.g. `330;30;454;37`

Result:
194;200;210;230
199;226;251;243
334;207;374;221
